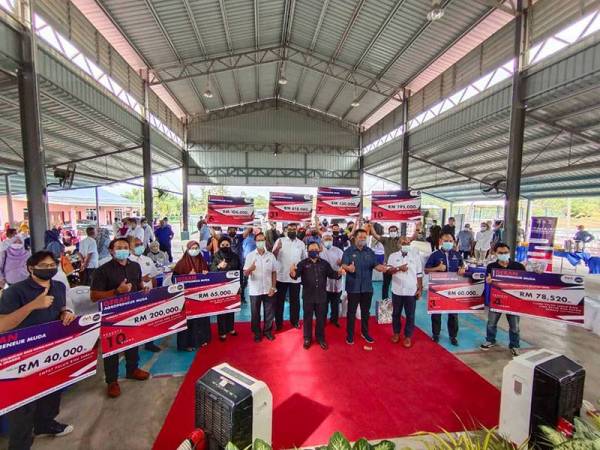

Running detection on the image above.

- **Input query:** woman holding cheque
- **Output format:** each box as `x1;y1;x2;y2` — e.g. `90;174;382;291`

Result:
175;241;210;352
209;236;240;341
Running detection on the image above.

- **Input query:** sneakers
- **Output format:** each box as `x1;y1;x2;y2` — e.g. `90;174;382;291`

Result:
361;333;375;344
391;333;400;344
432;335;440;343
229;330;238;336
480;341;497;351
330;320;340;328
126;368;150;381
403;337;412;348
450;337;459;346
34;420;74;438
264;333;275;341
107;381;121;398
319;341;329;350
511;347;520;357
346;336;354;345
303;339;312;349
254;334;262;343
219;335;227;341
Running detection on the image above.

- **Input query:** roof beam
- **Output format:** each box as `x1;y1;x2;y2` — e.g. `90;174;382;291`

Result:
181;0;210;111
528;113;600;147
274;0;296;99
254;0;260;101
308;0;367;108
218;0;242;105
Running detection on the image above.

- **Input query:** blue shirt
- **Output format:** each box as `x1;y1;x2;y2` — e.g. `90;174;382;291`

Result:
305;235;322;246
342;245;378;293
242;235;256;260
0;278;67;329
198;224;211;242
155;225;174;246
425;249;464;273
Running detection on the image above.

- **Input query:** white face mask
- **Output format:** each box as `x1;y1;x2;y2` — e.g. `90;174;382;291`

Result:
389;231;398;238
10;243;23;250
188;248;200;257
323;240;333;249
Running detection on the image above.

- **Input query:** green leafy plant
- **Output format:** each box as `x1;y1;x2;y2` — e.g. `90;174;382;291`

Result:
415;426;523;450
539;417;600;449
225;432;395;450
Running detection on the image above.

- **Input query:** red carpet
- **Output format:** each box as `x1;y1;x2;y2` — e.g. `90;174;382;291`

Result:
154;319;499;449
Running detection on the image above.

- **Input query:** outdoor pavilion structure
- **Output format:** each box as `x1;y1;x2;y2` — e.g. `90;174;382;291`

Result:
2;0;600;257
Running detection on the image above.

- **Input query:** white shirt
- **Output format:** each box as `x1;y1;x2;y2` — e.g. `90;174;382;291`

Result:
320;246;344;292
274;237;307;283
127;226;145;242
244;249;279;296
129;254;160;288
388;250;423;296
79;236;99;269
474;229;494;251
142;224;155;247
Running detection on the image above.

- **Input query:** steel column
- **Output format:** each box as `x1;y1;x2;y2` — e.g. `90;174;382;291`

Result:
359;133;365;219
18;21;48;251
524;198;532;238
95;186;100;231
400;89;410;236
142;81;153;222
503;0;528;258
182;122;190;233
4;175;14;226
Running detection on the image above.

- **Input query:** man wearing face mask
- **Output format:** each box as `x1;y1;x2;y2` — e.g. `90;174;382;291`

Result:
78;226;98;286
0;251;76;450
425;233;466;345
90;238;150;398
474;222;493;263
370;223;401;300
330;223;349;250
387;237;423;348
320;233;344;327
272;224;307;330
290;242;344;350
127;218;145;243
480;243;525;357
341;229;388;344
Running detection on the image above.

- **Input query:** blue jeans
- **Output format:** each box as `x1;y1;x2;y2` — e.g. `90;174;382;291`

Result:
486;309;520;348
391;294;417;337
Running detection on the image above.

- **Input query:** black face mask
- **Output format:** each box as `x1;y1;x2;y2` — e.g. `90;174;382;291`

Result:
220;247;231;254
288;231;297;240
228;231;236;238
311;231;318;237
32;268;58;281
297;232;306;240
333;231;339;236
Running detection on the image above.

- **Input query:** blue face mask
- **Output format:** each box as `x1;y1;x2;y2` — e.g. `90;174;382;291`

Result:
308;250;319;259
134;245;145;256
441;242;454;251
401;245;411;254
114;249;130;260
497;253;510;262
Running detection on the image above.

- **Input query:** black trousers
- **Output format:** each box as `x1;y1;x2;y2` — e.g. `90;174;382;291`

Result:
303;300;327;342
275;281;301;327
159;242;173;262
81;268;96;286
382;272;392;299
104;347;139;384
346;292;373;338
217;313;235;336
7;391;61;450
177;318;211;350
250;294;275;335
431;313;459;338
326;291;342;323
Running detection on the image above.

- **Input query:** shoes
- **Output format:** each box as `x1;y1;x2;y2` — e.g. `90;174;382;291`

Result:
219;335;227;341
510;347;520;357
361;333;375;344
107;381;121;398
264;333;275;341
292;323;301;329
391;333;400;344
303;339;312;349
346;336;354;345
254;334;262;343
480;341;497;351
403;337;412;348
229;330;238;336
450;337;459;346
275;324;283;331
126;368;150;381
330;320;340;328
144;342;161;352
178;347;195;352
432;335;440;343
319;341;329;350
34;421;74;437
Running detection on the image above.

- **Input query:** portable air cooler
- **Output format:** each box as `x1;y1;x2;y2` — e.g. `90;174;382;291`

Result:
195;363;272;450
499;349;585;447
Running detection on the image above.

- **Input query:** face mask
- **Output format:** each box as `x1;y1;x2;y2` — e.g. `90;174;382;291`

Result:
220;247;231;254
389;232;398;238
151;249;159;254
323;241;333;249
332;231;339;236
134;245;145;256
298;232;306;240
357;239;367;248
311;231;318;237
32;267;58;281
441;242;454;251
114;249;130;260
287;231;297;240
188;248;200;257
10;243;23;250
228;231;237;237
256;241;266;250
481;226;487;231
497;253;510;262
308;250;319;259
401;245;411;253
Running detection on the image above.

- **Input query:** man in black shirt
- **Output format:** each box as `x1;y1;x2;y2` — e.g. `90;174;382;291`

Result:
290;242;344;350
90;238;150;398
331;223;349;250
0;251;76;450
441;217;456;240
480;242;525;357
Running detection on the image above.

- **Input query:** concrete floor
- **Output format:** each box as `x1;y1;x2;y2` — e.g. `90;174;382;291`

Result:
2;305;599;450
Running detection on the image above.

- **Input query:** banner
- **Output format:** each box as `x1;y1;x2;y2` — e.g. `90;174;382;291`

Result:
174;271;241;319
527;216;557;271
100;284;187;357
490;269;584;325
268;192;313;222
316;187;360;218
427;269;486;314
0;314;101;415
206;195;254;226
371;190;421;222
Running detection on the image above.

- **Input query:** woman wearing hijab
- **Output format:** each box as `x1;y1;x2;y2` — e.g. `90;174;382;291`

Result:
0;235;31;288
44;229;65;260
146;240;169;266
175;241;211;352
210;236;240;341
